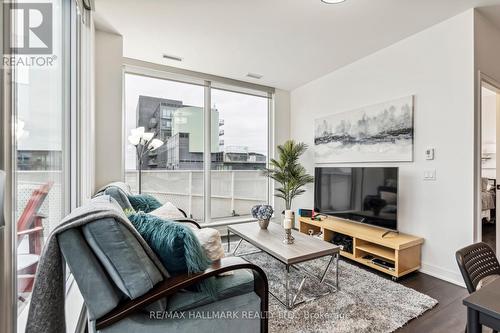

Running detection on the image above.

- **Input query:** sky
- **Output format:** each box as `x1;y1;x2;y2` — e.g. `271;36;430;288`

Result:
125;73;268;169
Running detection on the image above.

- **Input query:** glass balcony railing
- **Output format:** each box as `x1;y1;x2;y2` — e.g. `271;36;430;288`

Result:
125;169;268;221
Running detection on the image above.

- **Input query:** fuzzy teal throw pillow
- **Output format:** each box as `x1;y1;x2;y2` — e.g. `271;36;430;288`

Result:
127;194;162;213
128;212;216;297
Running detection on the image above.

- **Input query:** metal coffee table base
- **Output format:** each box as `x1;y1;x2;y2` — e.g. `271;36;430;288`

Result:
230;238;339;310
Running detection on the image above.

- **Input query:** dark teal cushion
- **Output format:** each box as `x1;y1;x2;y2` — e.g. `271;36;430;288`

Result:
59;228;122;320
127;194;162;213
128;212;216;296
81;217;167;311
100;292;261;333
167;269;255;312
82;218;164;298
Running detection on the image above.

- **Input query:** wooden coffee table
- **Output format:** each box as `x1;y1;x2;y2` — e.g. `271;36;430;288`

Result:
228;221;340;309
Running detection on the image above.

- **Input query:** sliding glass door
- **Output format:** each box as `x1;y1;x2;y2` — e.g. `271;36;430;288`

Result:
14;0;70;320
1;0;74;330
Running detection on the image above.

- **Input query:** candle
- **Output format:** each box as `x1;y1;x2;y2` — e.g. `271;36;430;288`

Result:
283;218;292;229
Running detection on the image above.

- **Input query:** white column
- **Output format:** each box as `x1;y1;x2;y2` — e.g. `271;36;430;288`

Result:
204;82;211;223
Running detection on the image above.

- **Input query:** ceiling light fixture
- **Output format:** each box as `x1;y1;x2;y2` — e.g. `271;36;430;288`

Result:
162;54;183;62
321;0;346;4
247;73;263;79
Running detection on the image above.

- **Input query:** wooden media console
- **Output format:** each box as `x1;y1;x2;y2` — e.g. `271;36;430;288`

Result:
299;216;424;280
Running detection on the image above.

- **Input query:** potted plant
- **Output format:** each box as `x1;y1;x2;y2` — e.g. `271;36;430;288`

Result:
262;140;314;228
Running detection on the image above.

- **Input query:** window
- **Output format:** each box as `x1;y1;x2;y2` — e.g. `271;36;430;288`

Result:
14;0;71;317
210;89;269;219
124;74;205;220
124;70;272;223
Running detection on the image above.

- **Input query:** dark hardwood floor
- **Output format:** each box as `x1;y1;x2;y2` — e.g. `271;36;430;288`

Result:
395;271;469;333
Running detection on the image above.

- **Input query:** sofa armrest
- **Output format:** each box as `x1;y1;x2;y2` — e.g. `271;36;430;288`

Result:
174;218;202;229
96;257;269;332
177;207;188;218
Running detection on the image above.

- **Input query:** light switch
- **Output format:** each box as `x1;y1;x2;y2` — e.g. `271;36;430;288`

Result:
425;148;435;160
423;169;436;181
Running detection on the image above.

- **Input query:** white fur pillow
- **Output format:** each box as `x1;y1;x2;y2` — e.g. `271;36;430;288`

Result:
150;202;185;220
193;228;225;261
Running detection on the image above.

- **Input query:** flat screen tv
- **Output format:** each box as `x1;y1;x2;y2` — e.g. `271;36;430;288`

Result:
314;167;398;231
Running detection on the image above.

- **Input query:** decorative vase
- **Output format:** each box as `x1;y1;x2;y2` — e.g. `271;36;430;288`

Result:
258;219;270;229
251;205;274;230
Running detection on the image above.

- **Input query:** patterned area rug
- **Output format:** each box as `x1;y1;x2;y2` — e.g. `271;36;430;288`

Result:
233;241;437;333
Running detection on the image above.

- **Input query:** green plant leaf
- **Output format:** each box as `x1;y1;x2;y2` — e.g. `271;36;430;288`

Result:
262;140;314;209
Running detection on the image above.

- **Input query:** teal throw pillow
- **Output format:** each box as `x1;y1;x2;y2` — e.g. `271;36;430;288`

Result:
127;194;162;213
128;212;216;296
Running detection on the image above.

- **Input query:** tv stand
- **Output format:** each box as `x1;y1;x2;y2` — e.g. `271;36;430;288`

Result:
299;216;423;279
381;230;399;238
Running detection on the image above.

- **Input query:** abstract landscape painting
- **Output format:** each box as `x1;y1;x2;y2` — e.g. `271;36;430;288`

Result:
314;96;414;163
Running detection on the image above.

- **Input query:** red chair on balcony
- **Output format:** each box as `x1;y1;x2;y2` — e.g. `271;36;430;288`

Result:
17;181;53;297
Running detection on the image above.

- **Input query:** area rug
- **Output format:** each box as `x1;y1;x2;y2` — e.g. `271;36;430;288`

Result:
232;241;437;333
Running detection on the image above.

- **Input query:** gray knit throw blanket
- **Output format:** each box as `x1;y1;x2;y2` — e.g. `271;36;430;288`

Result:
25;195;168;333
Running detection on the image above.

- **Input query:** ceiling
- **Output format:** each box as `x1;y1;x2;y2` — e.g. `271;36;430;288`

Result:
95;0;500;91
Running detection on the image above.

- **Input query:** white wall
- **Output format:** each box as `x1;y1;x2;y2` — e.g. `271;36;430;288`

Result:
272;89;291;216
290;10;475;285
94;30;124;190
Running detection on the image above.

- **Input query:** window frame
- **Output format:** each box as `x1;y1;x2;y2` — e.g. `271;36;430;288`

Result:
123;61;275;223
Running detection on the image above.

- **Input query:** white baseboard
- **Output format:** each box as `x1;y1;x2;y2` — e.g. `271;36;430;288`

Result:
419;262;465;288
